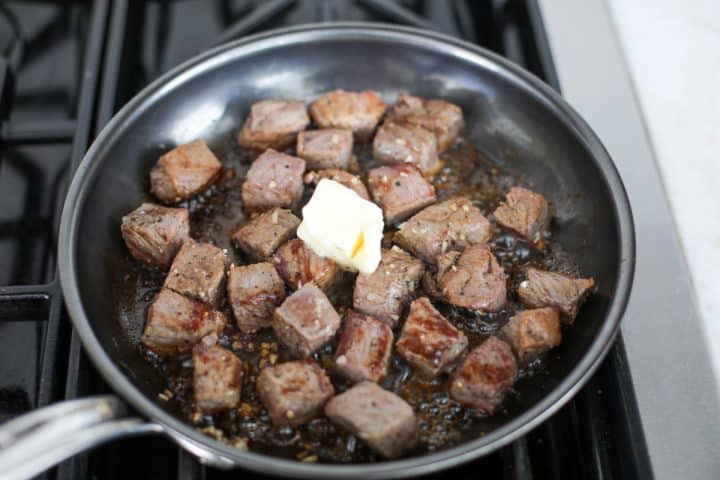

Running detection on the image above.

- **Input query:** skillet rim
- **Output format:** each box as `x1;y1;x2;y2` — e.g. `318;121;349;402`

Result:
58;22;635;478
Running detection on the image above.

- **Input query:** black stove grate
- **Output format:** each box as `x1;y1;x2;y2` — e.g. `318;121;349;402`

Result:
0;1;652;479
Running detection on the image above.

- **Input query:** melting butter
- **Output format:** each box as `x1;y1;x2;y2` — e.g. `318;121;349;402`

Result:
297;179;383;275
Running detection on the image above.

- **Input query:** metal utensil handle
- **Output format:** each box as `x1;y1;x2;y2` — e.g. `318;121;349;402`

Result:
0;395;161;480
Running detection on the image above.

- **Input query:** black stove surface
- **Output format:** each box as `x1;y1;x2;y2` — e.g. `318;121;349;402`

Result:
0;1;652;479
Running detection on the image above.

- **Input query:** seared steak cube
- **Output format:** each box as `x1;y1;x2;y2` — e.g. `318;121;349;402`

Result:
227;262;286;333
304;168;370;200
237;99;310;150
353;248;424;327
296;129;353;170
141;289;225;355
193;336;243;412
394;197;491;264
333;311;393;383
164;241;228;306
517;268;596;322
273;283;341;358
241;149;305;211
257;359;334;427
438;244;507;312
389;93;463;152
500;308;561;364
493;187;551;242
150;140;222;204
309;89;387;140
325;381;417;459
450;336;517;414
272;238;344;293
121;203;189;269
396;297;468;377
232;208;300;260
367;164;436;225
373;121;439;174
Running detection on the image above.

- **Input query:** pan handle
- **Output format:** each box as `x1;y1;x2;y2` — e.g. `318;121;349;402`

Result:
0;395;161;480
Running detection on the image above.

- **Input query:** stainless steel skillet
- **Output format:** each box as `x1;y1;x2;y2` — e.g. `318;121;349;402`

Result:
0;23;634;480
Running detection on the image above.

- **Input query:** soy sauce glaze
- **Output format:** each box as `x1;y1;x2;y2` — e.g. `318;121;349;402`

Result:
118;133;579;462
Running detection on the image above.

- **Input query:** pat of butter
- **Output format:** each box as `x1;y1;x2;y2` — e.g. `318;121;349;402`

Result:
297;179;383;275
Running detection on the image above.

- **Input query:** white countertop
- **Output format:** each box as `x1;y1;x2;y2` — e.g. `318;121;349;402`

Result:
607;0;720;377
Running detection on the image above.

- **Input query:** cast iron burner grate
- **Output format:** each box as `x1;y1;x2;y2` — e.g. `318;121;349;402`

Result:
0;1;651;479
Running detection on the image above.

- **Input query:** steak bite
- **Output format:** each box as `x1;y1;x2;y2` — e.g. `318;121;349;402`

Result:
500;308;561;364
372;121;439;174
272;238;344;293
325;381;417;459
367;163;436;225
237;99;310;150
304;168;370;200
333;311;393;383
164;241;228;306
450;336;518;414
396;297;468;378
193;335;243;412
232;208;300;260
493;187;551;242
241;149;306;212
150;139;222;204
309;89;387;140
517;268;596;322
388;93;463;152
227;262;286;333
273;283;341;358
121;203;190;269
257;359;334;427
438;244;507;312
296;128;353;170
141;288;225;355
353;248;424;327
394;197;492;264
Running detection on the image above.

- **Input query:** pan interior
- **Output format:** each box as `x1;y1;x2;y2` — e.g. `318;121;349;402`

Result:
70;27;626;470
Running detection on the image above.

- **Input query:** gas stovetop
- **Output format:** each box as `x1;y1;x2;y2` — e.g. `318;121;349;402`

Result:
0;1;652;479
